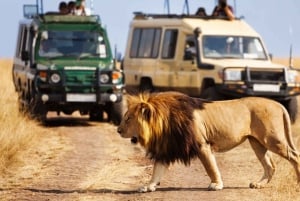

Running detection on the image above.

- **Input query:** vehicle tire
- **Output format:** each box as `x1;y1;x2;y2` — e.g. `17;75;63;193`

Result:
106;101;124;125
200;87;224;100
139;77;154;93
89;106;104;121
283;96;298;124
18;92;27;114
29;95;47;122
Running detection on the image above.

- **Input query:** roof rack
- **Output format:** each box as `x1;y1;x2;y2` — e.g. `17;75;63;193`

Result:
41;14;101;23
133;12;239;21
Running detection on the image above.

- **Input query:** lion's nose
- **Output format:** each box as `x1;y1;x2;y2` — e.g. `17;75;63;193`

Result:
117;127;122;134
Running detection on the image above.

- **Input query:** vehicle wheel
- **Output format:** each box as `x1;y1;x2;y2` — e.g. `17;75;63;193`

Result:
283;96;298;124
200;87;224;100
18;92;27;114
89;106;104;121
29;95;47;122
106;101;125;125
139;78;154;93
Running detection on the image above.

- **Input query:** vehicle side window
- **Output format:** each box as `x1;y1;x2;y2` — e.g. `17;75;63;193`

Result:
130;28;161;58
161;29;178;59
184;35;196;60
16;25;28;58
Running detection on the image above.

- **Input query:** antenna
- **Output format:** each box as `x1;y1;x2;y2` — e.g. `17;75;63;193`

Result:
90;0;94;14
36;0;44;14
289;44;293;68
183;0;190;15
164;0;170;14
289;25;294;68
233;0;237;15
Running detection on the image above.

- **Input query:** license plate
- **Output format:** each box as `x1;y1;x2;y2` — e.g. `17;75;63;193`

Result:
253;84;280;92
66;94;96;102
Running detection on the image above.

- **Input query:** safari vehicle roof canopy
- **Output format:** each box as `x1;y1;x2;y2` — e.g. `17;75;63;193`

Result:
131;12;259;37
23;0;100;24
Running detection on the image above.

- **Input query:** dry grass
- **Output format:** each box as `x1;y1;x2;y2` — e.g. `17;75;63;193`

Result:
0;59;49;173
273;57;300;68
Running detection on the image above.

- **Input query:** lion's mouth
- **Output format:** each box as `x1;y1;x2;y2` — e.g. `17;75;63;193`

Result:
131;136;138;144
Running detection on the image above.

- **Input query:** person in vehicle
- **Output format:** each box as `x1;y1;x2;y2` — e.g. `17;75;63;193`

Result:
212;0;235;20
39;40;61;57
184;39;197;60
75;0;86;16
195;7;207;16
58;1;69;14
67;1;76;15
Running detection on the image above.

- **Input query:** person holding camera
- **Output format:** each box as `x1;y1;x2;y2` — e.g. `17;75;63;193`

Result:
212;0;235;20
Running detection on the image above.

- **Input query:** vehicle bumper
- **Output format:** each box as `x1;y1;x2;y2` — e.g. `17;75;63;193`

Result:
38;92;123;104
217;84;300;101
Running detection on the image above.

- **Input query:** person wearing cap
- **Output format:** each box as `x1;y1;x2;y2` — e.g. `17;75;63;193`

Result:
212;0;235;20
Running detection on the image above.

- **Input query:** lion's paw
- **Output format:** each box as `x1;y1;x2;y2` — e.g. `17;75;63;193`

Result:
208;182;223;191
249;182;263;189
138;184;156;193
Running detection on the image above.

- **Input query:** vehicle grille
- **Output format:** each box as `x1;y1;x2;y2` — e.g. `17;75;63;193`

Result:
242;68;286;83
64;70;97;92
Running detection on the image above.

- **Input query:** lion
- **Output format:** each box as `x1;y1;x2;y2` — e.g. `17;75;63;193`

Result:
117;91;300;192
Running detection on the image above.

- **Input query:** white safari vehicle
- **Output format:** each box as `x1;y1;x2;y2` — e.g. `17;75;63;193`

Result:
122;12;300;121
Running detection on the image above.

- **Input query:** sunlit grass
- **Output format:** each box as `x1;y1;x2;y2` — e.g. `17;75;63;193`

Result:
0;59;48;173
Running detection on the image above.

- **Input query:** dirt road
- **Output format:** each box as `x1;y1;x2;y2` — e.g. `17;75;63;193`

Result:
0;114;299;201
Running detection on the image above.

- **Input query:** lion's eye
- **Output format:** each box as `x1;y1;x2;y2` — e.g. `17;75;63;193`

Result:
125;116;131;123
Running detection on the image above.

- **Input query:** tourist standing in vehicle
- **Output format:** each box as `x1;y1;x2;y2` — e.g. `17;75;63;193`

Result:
195;7;207;16
68;1;76;15
58;1;69;14
212;0;235;20
75;0;86;16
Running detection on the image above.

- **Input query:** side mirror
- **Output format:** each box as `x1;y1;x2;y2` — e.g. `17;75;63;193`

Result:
269;53;273;61
184;51;194;60
21;50;30;61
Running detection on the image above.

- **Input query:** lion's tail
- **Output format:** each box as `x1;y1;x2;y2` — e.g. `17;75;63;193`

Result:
283;106;300;159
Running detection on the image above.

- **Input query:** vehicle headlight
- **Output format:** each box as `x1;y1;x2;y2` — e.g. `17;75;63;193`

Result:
287;70;299;83
112;71;123;84
50;73;61;83
100;74;110;84
223;70;242;81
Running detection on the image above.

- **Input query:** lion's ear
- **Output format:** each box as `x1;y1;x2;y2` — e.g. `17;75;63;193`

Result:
140;103;151;121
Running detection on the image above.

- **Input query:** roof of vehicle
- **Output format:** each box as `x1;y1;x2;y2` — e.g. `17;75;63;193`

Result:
19;14;101;25
130;13;260;37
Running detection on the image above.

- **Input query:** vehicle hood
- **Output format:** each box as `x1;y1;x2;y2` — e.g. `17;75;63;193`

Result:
36;59;113;70
204;58;286;69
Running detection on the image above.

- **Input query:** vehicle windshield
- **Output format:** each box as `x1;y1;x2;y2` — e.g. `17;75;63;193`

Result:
38;30;108;58
202;35;267;60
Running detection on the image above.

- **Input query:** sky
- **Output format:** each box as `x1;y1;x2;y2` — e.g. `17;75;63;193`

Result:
1;0;300;58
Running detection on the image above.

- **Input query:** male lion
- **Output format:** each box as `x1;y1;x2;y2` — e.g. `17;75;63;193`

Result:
117;91;300;192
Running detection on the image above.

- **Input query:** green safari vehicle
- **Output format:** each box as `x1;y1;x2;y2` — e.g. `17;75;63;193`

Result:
12;1;124;124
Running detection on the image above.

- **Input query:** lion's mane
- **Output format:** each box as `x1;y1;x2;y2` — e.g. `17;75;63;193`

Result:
129;92;207;165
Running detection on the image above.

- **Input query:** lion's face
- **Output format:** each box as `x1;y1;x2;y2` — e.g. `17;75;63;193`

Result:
117;104;141;143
